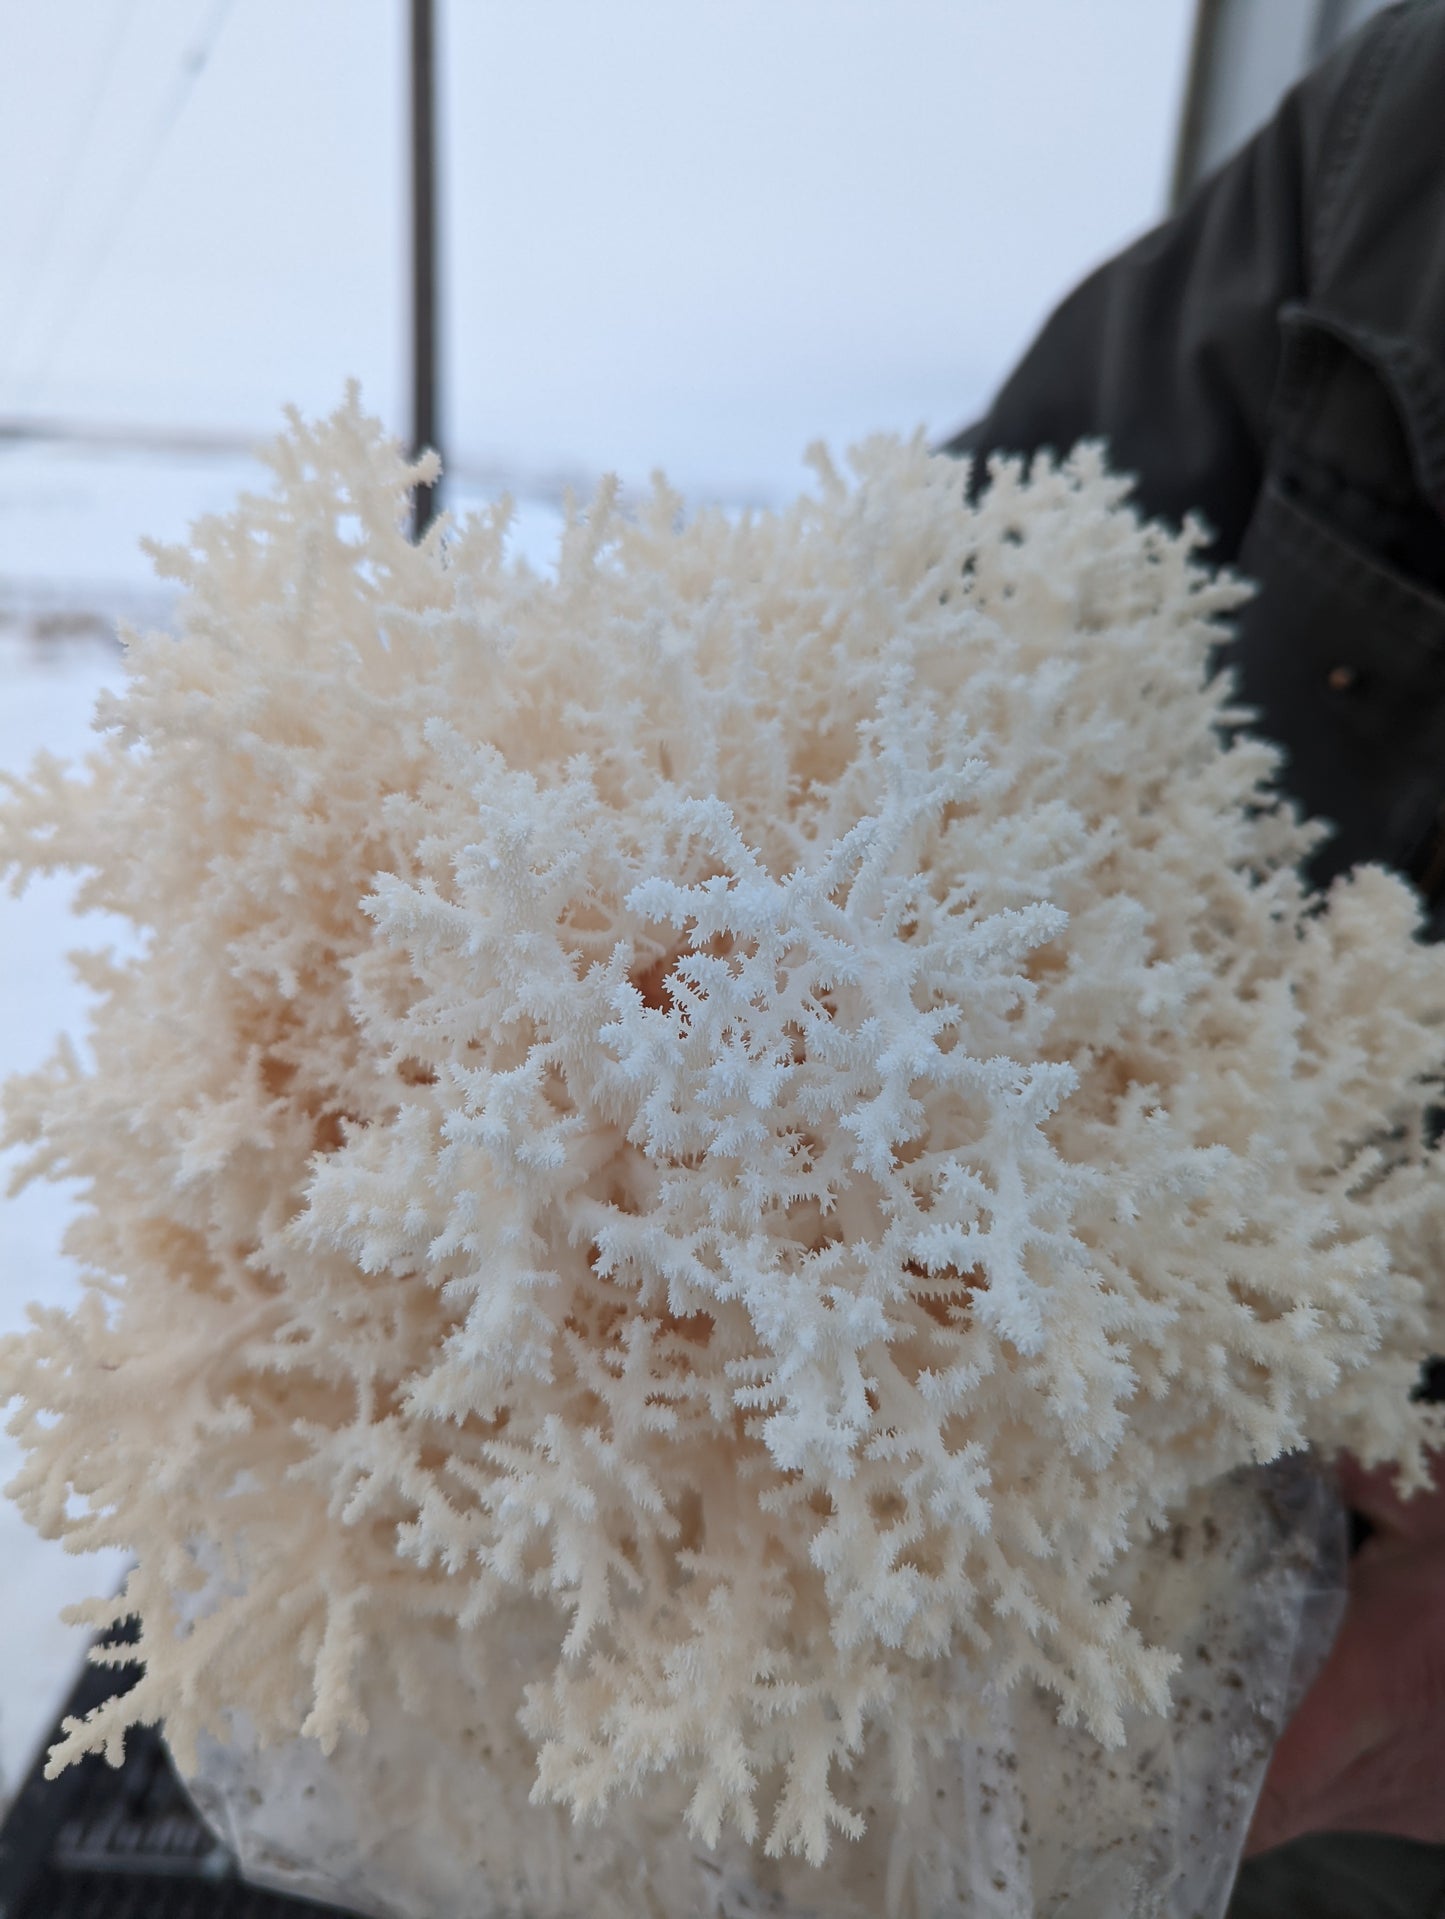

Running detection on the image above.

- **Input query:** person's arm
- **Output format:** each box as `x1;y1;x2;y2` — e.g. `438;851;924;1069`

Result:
941;24;1370;564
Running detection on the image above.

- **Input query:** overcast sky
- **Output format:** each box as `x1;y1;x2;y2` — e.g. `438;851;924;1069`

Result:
0;0;1194;500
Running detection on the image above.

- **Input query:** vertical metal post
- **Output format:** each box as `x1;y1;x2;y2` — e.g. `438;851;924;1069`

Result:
410;0;440;539
1168;0;1223;211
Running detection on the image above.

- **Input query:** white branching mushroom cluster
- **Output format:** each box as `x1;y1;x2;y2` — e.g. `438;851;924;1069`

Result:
4;393;1445;1867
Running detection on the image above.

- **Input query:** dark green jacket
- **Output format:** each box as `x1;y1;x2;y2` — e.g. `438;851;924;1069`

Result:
948;0;1445;914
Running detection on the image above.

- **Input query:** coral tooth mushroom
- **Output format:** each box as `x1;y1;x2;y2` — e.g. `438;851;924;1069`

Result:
3;391;1444;1867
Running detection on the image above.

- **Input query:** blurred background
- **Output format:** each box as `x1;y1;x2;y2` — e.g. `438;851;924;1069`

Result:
0;0;1394;1805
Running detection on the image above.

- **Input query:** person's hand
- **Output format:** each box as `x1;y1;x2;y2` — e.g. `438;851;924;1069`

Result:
1244;1450;1445;1856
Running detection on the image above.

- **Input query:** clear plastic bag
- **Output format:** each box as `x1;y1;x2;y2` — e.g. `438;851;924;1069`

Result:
180;1456;1346;1919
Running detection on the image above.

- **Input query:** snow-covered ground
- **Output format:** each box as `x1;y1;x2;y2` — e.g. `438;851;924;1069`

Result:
0;436;578;648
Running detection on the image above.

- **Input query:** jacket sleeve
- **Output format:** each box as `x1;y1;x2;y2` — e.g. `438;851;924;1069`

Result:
940;27;1374;564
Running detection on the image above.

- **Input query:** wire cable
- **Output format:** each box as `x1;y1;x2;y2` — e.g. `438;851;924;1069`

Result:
0;0;141;379
18;0;238;405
